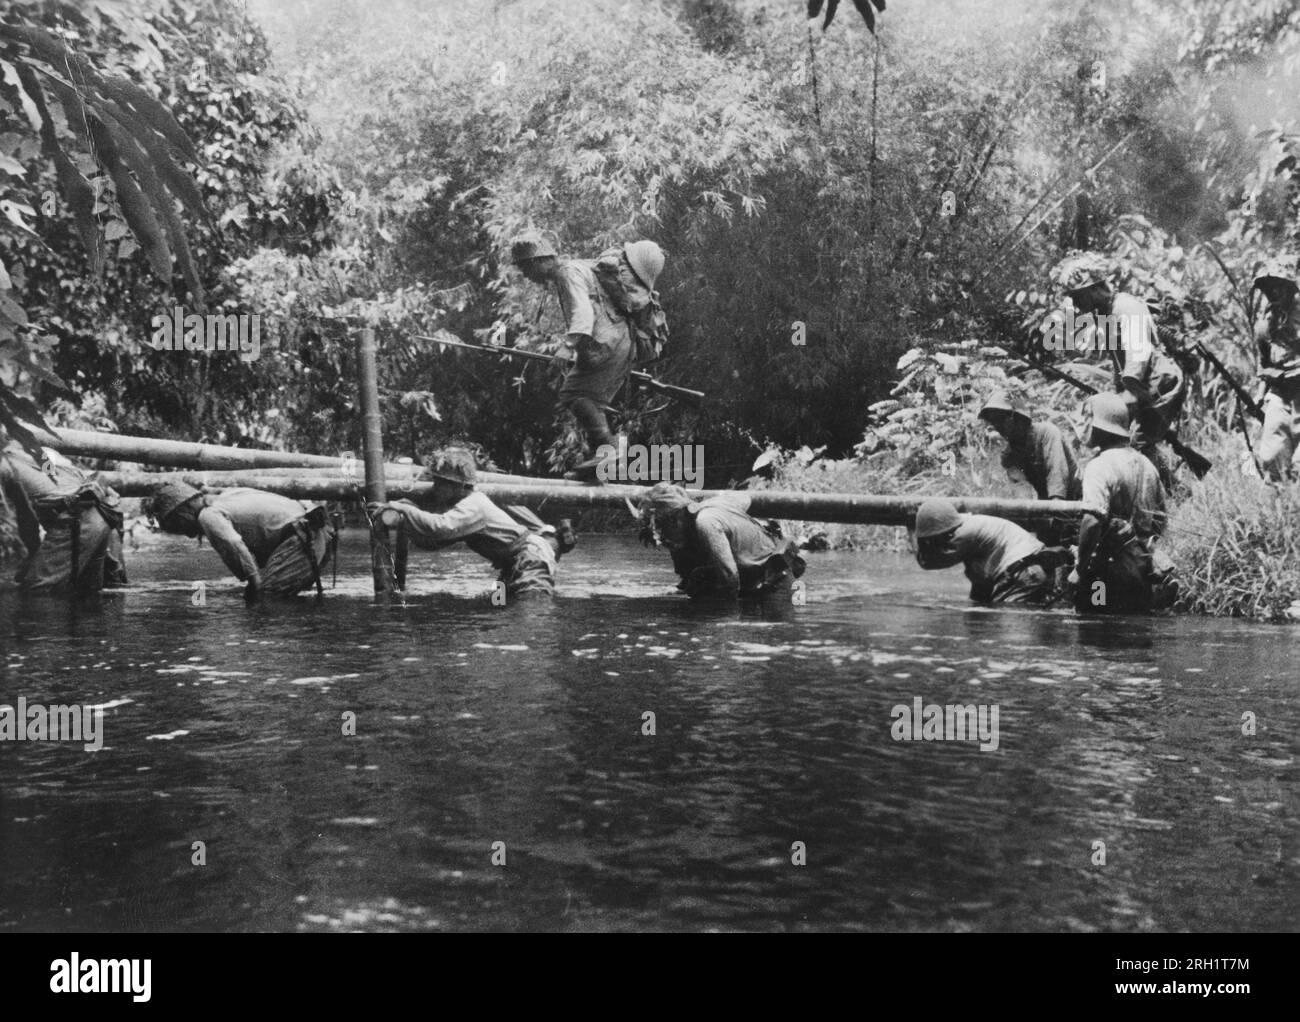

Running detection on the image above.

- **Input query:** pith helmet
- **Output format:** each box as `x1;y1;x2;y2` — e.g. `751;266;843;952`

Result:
915;498;963;539
1088;392;1132;440
1053;252;1112;293
510;233;557;264
1253;254;1299;291
428;448;477;486
978;390;1030;424
148;480;203;523
623;240;665;289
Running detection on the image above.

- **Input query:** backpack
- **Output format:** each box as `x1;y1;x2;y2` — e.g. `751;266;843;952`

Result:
592;247;669;365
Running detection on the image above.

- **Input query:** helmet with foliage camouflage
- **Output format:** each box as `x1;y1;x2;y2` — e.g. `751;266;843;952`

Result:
1052;252;1112;294
1252;254;1299;292
914;498;963;540
510;233;557;264
427;447;477;486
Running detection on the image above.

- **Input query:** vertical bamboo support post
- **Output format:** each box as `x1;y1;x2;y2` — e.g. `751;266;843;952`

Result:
358;327;396;596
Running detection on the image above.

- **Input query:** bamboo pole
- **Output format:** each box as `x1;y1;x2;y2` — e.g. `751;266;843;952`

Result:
33;426;579;487
97;471;1084;529
358;328;397;596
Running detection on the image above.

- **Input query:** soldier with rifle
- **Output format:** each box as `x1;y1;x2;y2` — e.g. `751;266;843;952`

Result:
1252;254;1300;480
510;232;667;481
1053;253;1191;489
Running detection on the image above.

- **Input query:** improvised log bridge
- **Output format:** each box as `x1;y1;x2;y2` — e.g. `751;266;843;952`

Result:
35;426;574;487
96;469;1086;532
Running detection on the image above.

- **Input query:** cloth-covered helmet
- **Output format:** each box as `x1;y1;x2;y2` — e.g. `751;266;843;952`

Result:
1087;392;1132;440
510;233;557;264
1253;254;1300;291
148;480;203;523
1053;252;1112;294
623;240;665;290
428;448;477;486
978;390;1030;424
915;498;963;539
640;482;697;516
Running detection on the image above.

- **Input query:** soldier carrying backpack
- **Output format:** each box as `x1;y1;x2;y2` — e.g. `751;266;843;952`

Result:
511;233;667;480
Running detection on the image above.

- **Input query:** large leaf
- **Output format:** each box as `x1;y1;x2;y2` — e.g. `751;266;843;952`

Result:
86;111;172;282
15;62;103;275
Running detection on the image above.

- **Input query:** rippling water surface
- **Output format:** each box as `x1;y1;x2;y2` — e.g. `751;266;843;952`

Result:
1;533;1297;931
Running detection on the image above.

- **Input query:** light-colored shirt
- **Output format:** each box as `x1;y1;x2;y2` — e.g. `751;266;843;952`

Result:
1112;292;1179;390
1081;447;1166;538
946;514;1043;587
394;490;530;567
197;487;314;580
1004;421;1081;501
689;493;784;593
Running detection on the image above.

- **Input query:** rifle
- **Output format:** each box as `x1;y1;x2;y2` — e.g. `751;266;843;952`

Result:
1018;355;1213;479
415;333;705;408
1188;338;1264;423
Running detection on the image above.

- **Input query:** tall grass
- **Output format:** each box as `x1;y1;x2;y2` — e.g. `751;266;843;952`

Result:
1165;454;1300;620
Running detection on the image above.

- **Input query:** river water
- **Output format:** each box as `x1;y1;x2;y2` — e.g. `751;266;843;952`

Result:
1;533;1296;932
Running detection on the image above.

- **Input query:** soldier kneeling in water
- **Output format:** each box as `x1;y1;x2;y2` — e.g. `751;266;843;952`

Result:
373;448;574;597
913;498;1070;605
639;482;805;601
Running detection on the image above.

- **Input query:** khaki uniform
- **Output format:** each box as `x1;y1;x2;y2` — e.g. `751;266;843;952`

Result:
917;513;1051;604
0;442;127;595
196;488;333;594
1110;292;1186;480
394;490;556;596
1255;298;1300;480
672;493;803;599
1078;447;1167;614
556;260;633;406
1002;420;1081;501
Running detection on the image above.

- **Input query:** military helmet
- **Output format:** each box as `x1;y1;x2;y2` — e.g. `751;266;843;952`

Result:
428;447;477;486
978;390;1030;424
915;498;963;539
148;480;203;523
640;482;696;516
623;240;665;290
510;233;557;264
1053;252;1112;294
1252;254;1299;292
1087;392;1132;440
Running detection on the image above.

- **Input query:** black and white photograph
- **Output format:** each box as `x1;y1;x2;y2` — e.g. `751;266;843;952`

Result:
0;0;1293;965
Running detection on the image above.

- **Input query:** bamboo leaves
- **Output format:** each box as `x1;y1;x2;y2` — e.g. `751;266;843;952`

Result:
0;13;208;304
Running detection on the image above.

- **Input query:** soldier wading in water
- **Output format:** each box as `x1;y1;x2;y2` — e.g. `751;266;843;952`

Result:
372;448;574;598
147;481;334;601
913;498;1070;605
639;482;805;601
1073;394;1176;615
